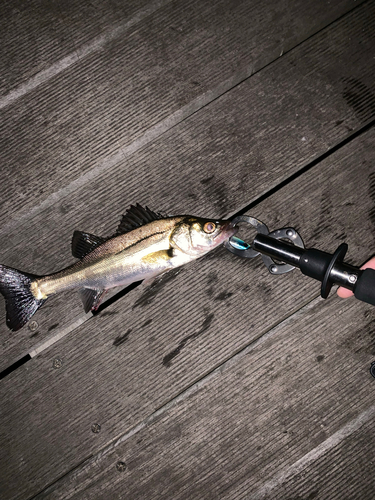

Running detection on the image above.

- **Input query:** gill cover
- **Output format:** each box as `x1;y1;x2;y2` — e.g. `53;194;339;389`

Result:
170;218;228;256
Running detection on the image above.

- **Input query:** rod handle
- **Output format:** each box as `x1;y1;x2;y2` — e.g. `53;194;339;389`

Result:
354;268;375;306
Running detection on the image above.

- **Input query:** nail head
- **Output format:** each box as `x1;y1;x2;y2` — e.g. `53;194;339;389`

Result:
91;423;101;434
29;320;39;332
52;358;63;369
116;461;127;472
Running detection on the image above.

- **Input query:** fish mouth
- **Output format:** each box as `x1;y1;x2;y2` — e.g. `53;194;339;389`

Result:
219;220;239;240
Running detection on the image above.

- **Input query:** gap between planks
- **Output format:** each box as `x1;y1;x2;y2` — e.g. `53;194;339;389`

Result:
0;0;368;239
34;295;375;499
1;117;375;380
235;118;375;217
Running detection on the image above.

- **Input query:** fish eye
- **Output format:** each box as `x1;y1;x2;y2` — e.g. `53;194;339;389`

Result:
203;222;216;234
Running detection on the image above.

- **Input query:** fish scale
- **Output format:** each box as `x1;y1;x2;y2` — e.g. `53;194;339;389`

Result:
0;204;236;331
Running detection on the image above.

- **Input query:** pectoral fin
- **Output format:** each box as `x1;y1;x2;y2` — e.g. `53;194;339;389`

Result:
79;288;107;313
143;273;167;286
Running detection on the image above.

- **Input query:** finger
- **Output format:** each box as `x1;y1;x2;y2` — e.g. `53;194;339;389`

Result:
337;287;354;298
360;256;375;270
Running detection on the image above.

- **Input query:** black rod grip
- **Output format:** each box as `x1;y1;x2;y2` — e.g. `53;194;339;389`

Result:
354;268;375;306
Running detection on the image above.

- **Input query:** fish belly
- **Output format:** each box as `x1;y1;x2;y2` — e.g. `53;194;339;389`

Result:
36;245;174;298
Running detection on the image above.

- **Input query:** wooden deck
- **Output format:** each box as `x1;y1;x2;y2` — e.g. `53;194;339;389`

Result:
1;0;375;498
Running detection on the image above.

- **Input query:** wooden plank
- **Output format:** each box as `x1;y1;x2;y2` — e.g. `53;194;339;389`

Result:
0;0;157;98
1;122;375;499
0;0;361;228
1;0;375;371
33;296;375;500
257;415;375;499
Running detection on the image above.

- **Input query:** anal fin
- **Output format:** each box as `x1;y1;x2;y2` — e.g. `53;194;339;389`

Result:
79;288;107;313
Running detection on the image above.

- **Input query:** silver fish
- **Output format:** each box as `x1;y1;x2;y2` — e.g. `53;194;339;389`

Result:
0;204;237;331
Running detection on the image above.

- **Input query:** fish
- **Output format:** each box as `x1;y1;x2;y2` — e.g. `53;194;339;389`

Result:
0;204;237;331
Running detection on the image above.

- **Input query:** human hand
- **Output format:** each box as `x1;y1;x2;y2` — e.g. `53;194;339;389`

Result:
337;256;375;298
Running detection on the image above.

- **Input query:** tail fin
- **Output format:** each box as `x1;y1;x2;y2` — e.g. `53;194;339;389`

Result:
0;265;47;331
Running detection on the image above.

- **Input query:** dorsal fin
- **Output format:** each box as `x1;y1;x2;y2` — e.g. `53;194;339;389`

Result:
71;231;106;259
115;204;164;236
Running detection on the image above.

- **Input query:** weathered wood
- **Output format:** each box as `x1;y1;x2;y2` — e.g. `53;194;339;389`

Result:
265;416;375;500
0;0;165;98
1;0;375;371
33;297;375;500
0;0;375;369
1;123;375;499
0;0;361;227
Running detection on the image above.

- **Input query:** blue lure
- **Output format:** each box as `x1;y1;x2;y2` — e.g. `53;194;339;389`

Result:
228;235;251;251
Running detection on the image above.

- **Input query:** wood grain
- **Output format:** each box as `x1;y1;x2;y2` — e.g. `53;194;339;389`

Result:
0;0;165;98
265;415;375;500
1;0;375;371
34;297;375;499
0;0;361;227
1;124;374;500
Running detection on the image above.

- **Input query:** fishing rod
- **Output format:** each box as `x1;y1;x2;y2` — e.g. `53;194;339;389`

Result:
224;215;375;307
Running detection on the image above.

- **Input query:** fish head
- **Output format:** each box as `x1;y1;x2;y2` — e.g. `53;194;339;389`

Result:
170;217;238;257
